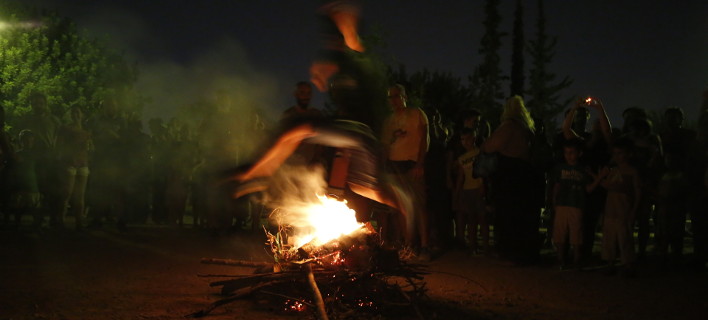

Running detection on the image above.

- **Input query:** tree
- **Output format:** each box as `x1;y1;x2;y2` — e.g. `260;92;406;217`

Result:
0;2;138;132
469;0;507;128
387;66;473;129
526;0;573;136
510;0;525;97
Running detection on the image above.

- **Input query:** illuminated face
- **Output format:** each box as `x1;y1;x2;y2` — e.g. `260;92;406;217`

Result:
387;86;406;111
294;84;312;108
461;133;476;150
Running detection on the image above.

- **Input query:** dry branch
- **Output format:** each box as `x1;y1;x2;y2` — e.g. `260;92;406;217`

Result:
200;258;272;268
306;262;329;320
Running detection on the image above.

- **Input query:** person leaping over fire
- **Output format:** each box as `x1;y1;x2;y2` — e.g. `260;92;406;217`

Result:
233;74;413;228
231;0;414;245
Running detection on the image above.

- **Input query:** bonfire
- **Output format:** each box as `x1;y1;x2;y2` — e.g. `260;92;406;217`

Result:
188;194;429;319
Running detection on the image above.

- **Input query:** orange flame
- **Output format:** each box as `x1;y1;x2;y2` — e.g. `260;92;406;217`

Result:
289;195;364;248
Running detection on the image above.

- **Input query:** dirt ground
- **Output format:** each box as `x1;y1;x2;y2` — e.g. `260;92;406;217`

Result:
1;219;707;320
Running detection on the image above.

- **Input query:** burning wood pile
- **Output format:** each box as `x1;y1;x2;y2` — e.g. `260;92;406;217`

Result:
188;195;429;319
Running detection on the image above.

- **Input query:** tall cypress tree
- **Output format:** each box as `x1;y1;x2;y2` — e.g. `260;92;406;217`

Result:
510;0;525;97
526;0;573;133
470;0;507;127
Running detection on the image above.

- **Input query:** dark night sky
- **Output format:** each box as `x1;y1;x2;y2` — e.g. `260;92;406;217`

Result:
21;0;708;128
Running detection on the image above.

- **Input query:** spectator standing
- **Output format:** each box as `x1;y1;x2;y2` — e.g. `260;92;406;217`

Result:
561;97;613;260
654;152;689;267
482;95;540;264
426;108;454;250
686;110;708;271
281;81;323;128
164;120;195;226
7;130;42;227
600;139;641;276
529;116;554;249
382;84;431;261
622;114;663;260
550;138;603;269
19;93;61;227
148;118;169;224
0;106;14;222
280;81;325;169
56;107;92;229
121;116;152;224
453;127;488;254
86;96;126;229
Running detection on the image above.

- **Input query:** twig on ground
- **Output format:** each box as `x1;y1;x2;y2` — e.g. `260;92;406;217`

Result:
306;262;329;320
200;258;272;268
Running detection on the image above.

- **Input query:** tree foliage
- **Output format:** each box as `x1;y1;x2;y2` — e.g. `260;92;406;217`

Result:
526;0;573;135
469;0;507;127
0;2;138;130
510;0;525;97
388;66;473;125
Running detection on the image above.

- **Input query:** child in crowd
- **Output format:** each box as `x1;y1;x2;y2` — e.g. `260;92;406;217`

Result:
655;152;689;266
453;127;488;254
7;130;42;227
600;138;641;276
551;138;603;269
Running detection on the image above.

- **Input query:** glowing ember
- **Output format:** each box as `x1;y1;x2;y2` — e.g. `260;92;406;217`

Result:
290;195;364;248
284;299;307;312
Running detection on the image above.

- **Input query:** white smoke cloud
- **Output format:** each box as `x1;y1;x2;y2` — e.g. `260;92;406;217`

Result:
136;37;281;122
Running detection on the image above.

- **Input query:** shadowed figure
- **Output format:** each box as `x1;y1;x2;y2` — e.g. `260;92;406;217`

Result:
56;106;92;229
18;93;62;227
0;105;15;223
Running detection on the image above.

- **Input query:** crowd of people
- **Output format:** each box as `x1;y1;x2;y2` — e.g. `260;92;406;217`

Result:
1;82;707;276
0;92;266;233
241;77;708;274
421;93;708;274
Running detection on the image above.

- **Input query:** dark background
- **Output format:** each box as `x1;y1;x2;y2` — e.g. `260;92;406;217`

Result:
20;0;708;126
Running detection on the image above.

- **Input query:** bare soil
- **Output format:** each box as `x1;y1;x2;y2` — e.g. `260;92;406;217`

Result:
1;220;707;320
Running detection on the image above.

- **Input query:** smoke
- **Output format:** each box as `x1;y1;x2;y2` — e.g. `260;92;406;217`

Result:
137;38;281;121
58;1;287;164
260;163;329;215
